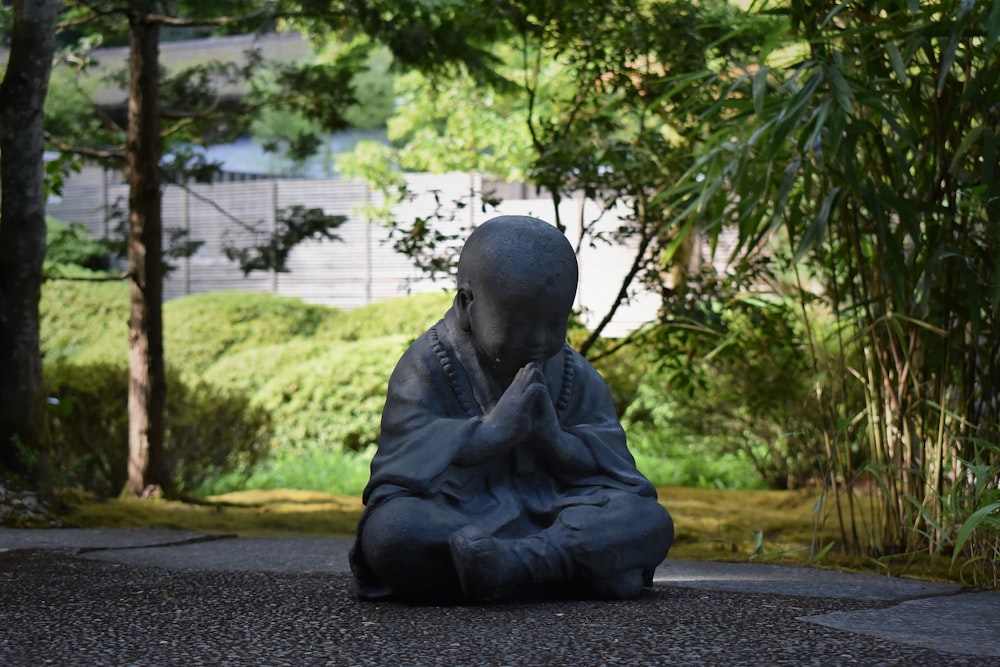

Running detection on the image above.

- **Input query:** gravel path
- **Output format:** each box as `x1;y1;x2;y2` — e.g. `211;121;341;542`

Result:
2;549;992;667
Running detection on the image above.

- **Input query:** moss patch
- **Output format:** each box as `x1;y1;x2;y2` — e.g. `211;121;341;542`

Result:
56;489;362;537
664;486;827;559
50;485;978;585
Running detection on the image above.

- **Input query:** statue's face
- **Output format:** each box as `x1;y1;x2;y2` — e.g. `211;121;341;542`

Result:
462;279;573;379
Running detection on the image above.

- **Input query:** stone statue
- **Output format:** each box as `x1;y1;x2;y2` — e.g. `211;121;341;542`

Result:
349;215;673;602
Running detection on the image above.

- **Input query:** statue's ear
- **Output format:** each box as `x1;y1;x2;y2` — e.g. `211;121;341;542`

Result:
455;288;473;331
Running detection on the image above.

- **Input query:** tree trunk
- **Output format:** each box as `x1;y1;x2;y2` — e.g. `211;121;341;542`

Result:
125;5;169;496
0;0;59;480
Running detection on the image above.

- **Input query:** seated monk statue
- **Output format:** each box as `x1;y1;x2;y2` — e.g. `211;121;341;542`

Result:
349;215;674;602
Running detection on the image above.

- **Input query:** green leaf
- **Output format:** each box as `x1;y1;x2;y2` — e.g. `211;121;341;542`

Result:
752;66;769;116
818;1;850;29
992;245;1000;316
904;492;946;543
824;64;854;113
982;127;997;189
793;186;839;263
885;42;907;85
952;502;1000;564
937;35;960;97
661;217;699;265
936;1;974;97
773;155;801;218
988;0;1000;52
769;70;822;156
811;541;836;562
949;126;986;177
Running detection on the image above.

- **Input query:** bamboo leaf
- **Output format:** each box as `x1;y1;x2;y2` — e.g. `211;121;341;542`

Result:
952;502;1000;564
793;186;838;263
818;2;850;29
992;246;1000;316
868;313;948;338
957;0;976;21
937;0;974;96
885;42;908;85
824;64;854;112
801;99;830;158
770;72;822;155
904;492;946;541
949;126;985;177
752;530;764;554
773;155;801;218
988;0;1000;52
811;541;836;562
982;127;997;190
937;38;959;96
660;217;699;265
752;66;769;116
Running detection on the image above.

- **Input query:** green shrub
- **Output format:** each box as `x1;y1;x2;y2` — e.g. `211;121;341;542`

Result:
628;260;866;490
163;291;340;372
621;379;768;489
41;279;787;495
41;282;345;371
314;290;453;342
198;335;409;496
250;336;410;453
45;362;129;495
45;217;117;274
45;361;272;497
589;338;660;417
201;340;330;395
167;376;274;493
40;279;129;365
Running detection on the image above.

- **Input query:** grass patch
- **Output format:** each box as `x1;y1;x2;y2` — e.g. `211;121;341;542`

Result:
634;452;766;490
197;445;375;497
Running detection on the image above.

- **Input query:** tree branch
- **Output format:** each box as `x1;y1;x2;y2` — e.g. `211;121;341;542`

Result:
44;131;125;160
578;208;657;357
44;270;129;282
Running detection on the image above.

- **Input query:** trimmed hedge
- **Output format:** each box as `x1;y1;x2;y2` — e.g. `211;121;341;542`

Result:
39;283;457;495
313;290;453;342
163;291;339;372
40;280;130;365
45;361;272;496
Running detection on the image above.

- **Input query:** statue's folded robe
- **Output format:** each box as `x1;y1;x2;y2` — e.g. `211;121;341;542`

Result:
350;307;664;598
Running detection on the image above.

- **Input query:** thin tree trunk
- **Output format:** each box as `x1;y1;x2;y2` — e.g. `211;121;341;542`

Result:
0;0;59;479
125;5;169;496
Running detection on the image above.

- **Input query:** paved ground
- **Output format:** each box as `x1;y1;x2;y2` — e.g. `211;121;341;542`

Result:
1;528;998;666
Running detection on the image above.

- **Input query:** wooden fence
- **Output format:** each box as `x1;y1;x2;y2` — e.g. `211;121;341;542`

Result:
46;167;673;336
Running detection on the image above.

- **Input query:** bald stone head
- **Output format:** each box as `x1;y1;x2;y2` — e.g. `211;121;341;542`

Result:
454;216;578;380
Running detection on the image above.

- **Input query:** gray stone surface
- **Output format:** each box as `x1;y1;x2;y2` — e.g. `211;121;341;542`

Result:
2;528;998;665
81;534;353;573
803;591;1000;658
654;558;961;600
0;527;220;550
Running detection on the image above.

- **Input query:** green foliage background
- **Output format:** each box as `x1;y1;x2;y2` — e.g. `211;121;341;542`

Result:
41;279;780;496
41;276;808;497
40;282;457;496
